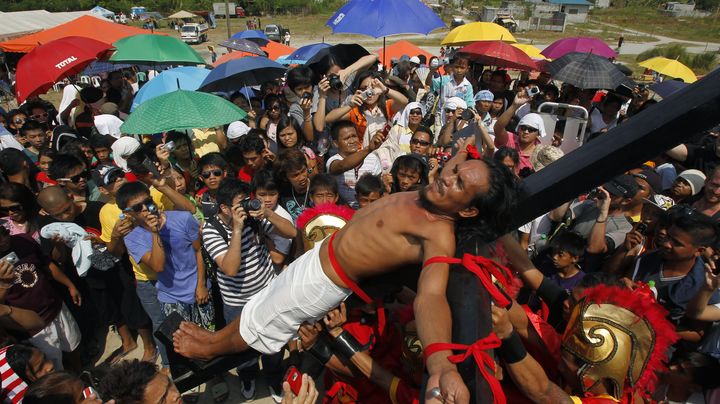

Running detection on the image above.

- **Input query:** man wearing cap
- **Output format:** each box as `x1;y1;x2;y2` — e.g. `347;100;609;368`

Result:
474;90;494;128
666;169;706;204
436;97;468;146
227;121;250;145
494;91;546;174
692;166;720;220
628;167;663;223
550;175;638;259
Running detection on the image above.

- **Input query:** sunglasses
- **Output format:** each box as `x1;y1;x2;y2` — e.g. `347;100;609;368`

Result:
201;169;223;179
0;205;23;215
410;138;431;147
270;105;281;111
58;170;89;184
124;197;155;213
444;109;456;113
409;109;423;116
31;112;48;120
103;170;125;186
518;125;539;132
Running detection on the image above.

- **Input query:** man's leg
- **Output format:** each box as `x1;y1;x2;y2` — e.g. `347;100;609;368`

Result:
173;317;249;360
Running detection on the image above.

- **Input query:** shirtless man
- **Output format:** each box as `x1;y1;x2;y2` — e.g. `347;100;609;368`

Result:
173;149;518;402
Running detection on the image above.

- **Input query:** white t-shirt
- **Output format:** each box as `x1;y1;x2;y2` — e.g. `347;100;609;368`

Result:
269;205;294;256
326;153;382;208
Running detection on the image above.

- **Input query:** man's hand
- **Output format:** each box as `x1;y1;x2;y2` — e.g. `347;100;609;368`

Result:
349;91;364;107
491;305;513;339
155;143;171;165
513;89;531;108
0;260;15;286
297;321;322;351
369;130;387;151
299;96;312;114
622;230;644;252
426;369;470;404
111;217;134;239
318;76;331;97
281;374;318;404
592;186;612;219
195;284;210;305
231;205;247;231
144;213;163;234
246;110;257;127
382;172;393;193
69;285;82;306
372;78;387;96
262;148;276;163
323;302;347;331
249;207;267;221
704;262;720;291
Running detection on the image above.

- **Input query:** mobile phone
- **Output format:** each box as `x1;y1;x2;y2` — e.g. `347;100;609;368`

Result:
141;158;161;178
2;252;18;265
284;366;302;396
163;141;176;152
635;222;648;235
82;386;99;400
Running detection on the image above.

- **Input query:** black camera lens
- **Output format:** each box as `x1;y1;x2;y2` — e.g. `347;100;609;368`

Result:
328;74;343;90
241;198;262;212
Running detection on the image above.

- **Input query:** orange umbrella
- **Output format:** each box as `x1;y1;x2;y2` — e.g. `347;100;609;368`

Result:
375;40;434;64
0;15;163;53
213;40;296;67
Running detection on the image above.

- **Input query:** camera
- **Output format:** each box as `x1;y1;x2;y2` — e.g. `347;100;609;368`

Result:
2;252;18;265
587;188;605;200
240;198;262;212
163;141;176;152
328;74;343;90
460;109;473;121
361;88;375;100
635;222;649;235
147;203;159;215
301;92;312;101
527;86;540;97
435;150;451;166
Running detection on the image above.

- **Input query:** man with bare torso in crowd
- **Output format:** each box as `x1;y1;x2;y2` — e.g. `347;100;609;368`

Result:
172;149;518;402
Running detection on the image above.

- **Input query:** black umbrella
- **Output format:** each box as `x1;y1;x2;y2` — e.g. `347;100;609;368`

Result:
218;38;266;56
548;52;627;90
198;57;287;93
615;63;633;76
305;44;370;83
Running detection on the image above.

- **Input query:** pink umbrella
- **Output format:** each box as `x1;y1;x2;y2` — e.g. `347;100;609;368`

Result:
541;37;617;60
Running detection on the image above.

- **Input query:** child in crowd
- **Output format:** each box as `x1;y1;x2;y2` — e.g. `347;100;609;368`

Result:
548;231;587;292
35;147;57;188
385;154;429;194
21;120;46;163
355;174;384;209
90;135;114;167
309;174;341;207
170;169;204;223
251;169;296;268
195;152;229;218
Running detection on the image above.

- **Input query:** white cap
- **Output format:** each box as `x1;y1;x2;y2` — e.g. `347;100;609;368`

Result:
227;121;250;140
410;56;421;65
445;96;467;111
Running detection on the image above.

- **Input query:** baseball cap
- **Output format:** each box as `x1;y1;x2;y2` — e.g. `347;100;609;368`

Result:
474;90;494;102
227;121;250;140
91;165;125;188
642;194;675;211
399;55;410;62
631;168;662;194
410;56;421;65
445;97;467;111
603;174;639;199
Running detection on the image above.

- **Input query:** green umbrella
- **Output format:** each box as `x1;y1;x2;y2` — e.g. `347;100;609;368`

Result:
109;34;206;65
120;90;247;134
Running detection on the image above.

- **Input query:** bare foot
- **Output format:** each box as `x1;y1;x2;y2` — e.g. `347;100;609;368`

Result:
179;321;214;340
173;327;214;360
141;348;159;362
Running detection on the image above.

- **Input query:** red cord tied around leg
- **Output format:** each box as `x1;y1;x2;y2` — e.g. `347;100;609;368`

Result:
424;334;506;404
424;254;514;308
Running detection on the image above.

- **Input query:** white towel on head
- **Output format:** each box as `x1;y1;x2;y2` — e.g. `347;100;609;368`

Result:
57;85;79;125
516;113;547;138
398;102;426;128
93;114;124;139
40;222;94;277
111;136;141;172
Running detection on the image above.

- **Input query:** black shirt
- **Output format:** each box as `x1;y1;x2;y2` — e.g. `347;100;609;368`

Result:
684;144;720;176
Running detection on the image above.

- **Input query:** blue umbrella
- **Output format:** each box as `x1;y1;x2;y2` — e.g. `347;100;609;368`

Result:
327;0;445;38
218;38;266;55
131;66;210;111
650;80;688;99
282;43;332;65
199;57;286;93
231;30;270;46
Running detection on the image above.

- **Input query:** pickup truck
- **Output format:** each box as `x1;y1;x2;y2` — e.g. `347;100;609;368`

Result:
181;22;209;44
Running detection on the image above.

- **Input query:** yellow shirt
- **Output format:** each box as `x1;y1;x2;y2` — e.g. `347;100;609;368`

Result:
150;186;174;211
99;202;157;281
192;128;221;158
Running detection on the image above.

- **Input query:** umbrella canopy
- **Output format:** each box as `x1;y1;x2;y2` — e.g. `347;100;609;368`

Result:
512;43;546;60
375;40;434;66
167;10;198;19
213;41;296;67
458;40;537;71
110;34;205;65
83;61;138;75
326;0;445;37
282;43;332;65
0;15;159;53
639;56;697;83
131;66;210;111
541;37;616;60
200;57;287;93
218;38;266;55
121;90;247;134
441;22;516;46
650;80;688;98
15;36;112;103
231;30;269;46
306;44;370;83
548;52;627;90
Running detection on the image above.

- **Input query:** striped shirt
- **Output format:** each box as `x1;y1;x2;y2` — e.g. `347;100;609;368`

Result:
201;216;276;307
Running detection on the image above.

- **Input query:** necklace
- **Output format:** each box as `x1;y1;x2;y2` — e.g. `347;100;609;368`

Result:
291;184;309;208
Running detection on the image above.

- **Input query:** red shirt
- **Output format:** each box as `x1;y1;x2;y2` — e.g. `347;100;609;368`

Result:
237;165;255;183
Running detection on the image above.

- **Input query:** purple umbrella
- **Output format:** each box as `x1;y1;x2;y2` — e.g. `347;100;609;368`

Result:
541;37;617;60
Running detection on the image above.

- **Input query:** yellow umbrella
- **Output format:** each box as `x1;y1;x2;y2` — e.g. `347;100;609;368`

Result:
639;56;697;83
512;43;546;60
441;22;517;46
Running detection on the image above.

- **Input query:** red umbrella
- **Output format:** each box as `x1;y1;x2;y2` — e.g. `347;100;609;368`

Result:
15;36;113;103
458;40;537;71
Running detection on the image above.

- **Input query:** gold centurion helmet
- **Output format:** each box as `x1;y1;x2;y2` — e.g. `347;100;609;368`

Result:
560;285;677;401
296;203;356;251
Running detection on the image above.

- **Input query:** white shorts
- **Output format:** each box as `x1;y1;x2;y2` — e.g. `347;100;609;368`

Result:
29;303;81;369
239;241;350;354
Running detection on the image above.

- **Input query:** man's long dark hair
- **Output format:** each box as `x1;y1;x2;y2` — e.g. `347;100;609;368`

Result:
455;157;520;244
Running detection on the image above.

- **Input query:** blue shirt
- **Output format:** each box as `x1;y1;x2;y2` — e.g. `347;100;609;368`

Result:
125;211;206;304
